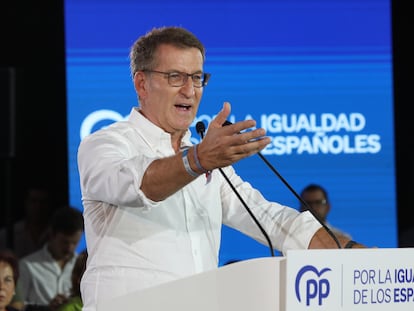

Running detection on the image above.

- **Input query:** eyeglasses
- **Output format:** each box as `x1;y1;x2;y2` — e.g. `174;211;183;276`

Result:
301;199;327;208
143;70;211;88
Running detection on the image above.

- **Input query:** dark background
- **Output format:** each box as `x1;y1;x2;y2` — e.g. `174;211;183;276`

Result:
0;1;413;246
0;1;68;238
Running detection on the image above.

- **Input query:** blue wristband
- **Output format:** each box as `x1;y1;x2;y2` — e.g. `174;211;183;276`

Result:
193;144;210;174
182;148;200;177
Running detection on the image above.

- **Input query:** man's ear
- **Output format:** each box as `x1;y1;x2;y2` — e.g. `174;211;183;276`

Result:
133;71;147;97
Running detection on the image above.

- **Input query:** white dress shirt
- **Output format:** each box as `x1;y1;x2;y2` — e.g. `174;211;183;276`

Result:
77;107;321;311
18;244;77;306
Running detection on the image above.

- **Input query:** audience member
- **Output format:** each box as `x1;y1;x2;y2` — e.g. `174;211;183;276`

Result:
0;184;53;258
6;285;24;311
57;250;87;311
0;249;20;311
18;206;84;311
299;183;352;240
77;26;366;311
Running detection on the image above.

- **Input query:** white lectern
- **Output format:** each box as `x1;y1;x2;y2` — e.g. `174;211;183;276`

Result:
98;248;414;311
98;256;286;311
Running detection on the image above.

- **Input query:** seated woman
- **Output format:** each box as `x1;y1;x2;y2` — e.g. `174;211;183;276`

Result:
0;249;20;311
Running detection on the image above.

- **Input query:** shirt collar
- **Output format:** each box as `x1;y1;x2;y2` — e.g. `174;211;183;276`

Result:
128;107;193;151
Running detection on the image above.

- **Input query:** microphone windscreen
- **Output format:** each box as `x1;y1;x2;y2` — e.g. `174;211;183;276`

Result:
196;121;206;136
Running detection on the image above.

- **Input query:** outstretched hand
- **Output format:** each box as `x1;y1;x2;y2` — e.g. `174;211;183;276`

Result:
196;102;271;171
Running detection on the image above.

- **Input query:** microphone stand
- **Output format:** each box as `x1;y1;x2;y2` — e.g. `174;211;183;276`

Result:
196;121;275;257
221;120;342;249
257;152;342;248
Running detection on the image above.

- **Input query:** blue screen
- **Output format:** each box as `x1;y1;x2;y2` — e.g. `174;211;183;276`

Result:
65;0;396;264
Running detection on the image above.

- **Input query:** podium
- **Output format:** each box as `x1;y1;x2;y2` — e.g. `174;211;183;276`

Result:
98;248;414;311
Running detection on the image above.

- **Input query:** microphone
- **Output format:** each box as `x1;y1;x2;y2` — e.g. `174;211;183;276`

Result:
196;121;205;137
196;121;275;257
222;120;342;249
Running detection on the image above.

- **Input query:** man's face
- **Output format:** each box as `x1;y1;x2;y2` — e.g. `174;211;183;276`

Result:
135;44;205;135
49;230;83;261
300;190;330;222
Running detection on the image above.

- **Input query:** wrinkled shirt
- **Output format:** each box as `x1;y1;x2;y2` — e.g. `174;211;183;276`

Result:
77;107;321;310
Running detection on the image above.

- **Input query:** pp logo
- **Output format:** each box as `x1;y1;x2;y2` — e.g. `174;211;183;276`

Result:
80;109;127;139
295;265;331;306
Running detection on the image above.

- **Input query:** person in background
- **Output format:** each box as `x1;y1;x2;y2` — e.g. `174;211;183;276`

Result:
18;206;84;311
4;285;23;311
299;183;352;240
57;250;87;311
77;26;366;311
0;183;53;259
0;249;20;311
0;183;54;311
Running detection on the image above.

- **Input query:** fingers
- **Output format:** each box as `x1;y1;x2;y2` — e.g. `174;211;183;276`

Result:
239;128;267;144
210;102;231;129
219;116;268;147
231;133;271;156
198;102;271;170
211;102;257;136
